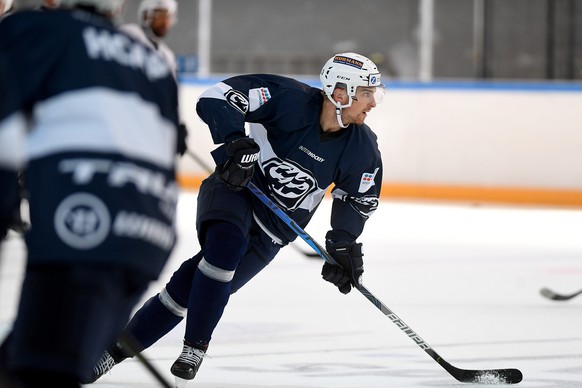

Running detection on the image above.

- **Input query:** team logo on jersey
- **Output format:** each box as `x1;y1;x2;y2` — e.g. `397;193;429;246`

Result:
54;193;111;250
225;89;249;114
358;167;379;193
263;158;318;211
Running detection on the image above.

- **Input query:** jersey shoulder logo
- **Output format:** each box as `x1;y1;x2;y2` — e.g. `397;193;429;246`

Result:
225;89;249;114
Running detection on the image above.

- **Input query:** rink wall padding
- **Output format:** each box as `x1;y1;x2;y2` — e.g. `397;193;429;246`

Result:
176;79;582;208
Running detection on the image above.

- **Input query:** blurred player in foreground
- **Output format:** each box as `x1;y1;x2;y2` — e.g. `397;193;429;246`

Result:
0;0;181;386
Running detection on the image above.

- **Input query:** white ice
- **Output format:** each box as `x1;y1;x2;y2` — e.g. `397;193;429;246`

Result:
1;190;581;387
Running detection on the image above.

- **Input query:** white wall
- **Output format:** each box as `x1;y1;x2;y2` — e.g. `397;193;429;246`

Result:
177;81;582;199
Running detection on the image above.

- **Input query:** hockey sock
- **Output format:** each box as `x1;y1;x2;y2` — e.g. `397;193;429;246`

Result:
185;221;248;344
123;294;183;352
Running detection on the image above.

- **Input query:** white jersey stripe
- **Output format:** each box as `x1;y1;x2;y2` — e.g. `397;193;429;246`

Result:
28;87;176;168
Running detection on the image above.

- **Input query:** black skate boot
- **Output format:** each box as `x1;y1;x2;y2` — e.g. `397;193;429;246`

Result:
82;341;131;384
170;341;207;387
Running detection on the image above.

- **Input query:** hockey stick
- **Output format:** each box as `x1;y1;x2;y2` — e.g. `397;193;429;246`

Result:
184;149;320;259
247;181;523;384
119;333;173;388
185;148;214;173
540;287;582;301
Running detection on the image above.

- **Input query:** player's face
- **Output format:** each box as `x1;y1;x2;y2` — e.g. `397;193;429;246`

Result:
150;9;174;37
342;86;383;125
44;0;59;7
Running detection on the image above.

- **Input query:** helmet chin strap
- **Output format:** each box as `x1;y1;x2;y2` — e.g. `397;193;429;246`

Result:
327;94;353;129
335;103;348;129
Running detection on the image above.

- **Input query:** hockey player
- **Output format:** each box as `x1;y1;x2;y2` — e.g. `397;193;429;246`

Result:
121;0;189;157
89;52;384;385
121;0;178;76
0;0;181;386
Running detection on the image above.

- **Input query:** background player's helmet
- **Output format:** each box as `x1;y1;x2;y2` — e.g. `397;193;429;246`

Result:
320;52;382;105
138;0;177;27
59;0;125;18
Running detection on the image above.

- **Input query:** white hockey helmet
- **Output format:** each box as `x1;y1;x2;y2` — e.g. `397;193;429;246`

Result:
320;52;383;127
59;0;125;18
138;0;177;26
320;52;382;102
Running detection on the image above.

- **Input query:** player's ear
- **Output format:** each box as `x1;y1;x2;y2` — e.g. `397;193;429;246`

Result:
332;87;347;104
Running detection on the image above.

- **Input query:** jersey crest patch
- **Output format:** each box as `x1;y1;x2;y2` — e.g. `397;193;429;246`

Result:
358;168;379;193
263;157;318;211
225;89;249;114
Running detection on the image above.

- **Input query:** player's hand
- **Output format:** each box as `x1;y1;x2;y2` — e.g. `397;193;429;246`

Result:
321;240;364;294
216;137;260;191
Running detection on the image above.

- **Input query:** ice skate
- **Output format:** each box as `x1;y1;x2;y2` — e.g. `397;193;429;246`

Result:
170;342;206;387
81;341;131;384
83;350;116;383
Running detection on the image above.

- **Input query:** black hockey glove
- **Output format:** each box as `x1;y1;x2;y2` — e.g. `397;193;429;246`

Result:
177;122;189;156
321;239;364;294
216;137;260;191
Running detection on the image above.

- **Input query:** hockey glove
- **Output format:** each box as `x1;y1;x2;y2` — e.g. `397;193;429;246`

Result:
321;240;364;294
216;137;260;191
177;122;189;156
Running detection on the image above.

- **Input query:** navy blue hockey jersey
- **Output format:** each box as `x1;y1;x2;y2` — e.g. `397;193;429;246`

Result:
0;9;180;279
196;74;383;244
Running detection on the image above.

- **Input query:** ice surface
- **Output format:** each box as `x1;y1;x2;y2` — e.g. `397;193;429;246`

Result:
1;191;581;387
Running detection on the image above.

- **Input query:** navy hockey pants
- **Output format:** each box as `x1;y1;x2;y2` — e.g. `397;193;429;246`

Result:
122;175;282;350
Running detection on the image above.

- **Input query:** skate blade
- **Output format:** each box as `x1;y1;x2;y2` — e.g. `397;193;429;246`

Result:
174;376;188;388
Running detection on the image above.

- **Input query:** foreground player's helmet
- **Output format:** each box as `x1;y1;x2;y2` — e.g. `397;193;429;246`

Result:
138;0;177;27
2;0;13;13
320;52;383;104
59;0;125;17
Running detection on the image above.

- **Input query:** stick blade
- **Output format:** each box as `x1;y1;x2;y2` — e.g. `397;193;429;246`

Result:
456;368;523;384
540;287;570;301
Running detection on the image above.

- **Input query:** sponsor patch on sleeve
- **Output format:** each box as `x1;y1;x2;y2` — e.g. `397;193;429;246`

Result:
254;87;271;106
358;167;379;193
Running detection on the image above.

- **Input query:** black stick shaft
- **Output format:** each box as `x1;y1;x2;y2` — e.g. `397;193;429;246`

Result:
120;334;173;388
